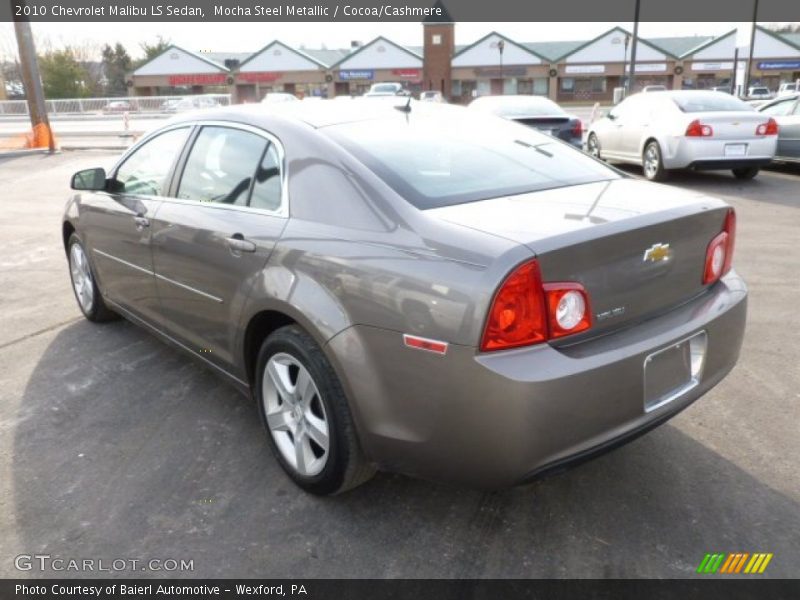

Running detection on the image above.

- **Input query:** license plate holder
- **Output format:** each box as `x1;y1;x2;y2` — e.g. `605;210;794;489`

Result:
643;331;707;412
724;143;747;157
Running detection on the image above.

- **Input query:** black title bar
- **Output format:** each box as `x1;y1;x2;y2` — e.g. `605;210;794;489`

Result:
3;0;799;22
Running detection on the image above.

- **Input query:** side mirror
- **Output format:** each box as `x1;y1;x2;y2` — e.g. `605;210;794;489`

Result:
606;112;617;121
71;167;107;191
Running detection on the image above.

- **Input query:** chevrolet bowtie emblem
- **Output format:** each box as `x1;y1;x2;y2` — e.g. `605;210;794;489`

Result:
643;243;672;263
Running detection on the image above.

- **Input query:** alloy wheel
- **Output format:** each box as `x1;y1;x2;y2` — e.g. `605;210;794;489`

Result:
262;353;330;477
69;243;94;313
643;144;659;179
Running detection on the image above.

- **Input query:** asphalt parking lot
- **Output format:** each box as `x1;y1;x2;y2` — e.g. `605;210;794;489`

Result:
0;150;798;579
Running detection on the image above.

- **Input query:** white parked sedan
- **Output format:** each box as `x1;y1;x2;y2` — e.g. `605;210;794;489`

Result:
586;91;778;181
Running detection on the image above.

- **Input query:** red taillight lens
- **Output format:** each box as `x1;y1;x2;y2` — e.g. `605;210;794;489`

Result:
686;119;714;137
571;119;583;138
480;260;547;351
755;117;779;136
480;260;592;351
703;208;736;285
543;283;592;339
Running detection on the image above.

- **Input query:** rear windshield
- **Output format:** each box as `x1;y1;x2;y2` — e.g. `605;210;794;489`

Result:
472;96;566;117
324;114;619;210
672;93;754;113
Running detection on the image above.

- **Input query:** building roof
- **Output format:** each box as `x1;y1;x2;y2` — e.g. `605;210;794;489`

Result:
521;41;584;62
647;36;714;58
300;48;352;67
202;52;253;67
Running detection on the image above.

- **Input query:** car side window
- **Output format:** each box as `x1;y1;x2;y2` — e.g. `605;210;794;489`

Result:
114;127;190;196
249;144;283;211
177;126;267;206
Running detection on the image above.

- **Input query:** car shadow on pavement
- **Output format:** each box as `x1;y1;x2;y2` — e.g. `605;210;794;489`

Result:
10;320;800;578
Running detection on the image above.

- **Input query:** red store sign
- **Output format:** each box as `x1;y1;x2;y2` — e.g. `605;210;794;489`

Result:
238;72;283;83
392;69;421;79
168;74;227;86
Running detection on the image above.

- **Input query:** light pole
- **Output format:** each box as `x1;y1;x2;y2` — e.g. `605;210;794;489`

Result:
498;39;505;94
628;0;642;93
622;34;631;94
13;19;54;151
745;0;760;95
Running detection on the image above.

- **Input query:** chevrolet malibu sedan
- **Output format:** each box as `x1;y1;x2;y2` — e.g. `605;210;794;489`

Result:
758;93;800;162
63;101;747;495
587;91;777;181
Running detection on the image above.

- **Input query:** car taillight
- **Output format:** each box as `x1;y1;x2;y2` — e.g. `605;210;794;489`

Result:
480;260;592;351
686;119;714;137
703;208;736;285
755;118;778;135
571;119;583;138
543;283;592;339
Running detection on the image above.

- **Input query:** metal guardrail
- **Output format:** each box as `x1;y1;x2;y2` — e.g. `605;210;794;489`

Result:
0;94;232;115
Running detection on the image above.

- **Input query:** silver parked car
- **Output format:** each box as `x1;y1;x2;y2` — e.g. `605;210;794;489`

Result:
587;91;778;181
63;102;747;494
758;93;800;162
469;95;583;148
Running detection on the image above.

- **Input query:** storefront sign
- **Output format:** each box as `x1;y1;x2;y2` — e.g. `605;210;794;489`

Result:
167;74;227;86
473;66;527;78
339;70;374;80
565;65;605;74
392;69;421;78
626;63;667;73
238;72;282;83
692;62;734;71
757;60;800;70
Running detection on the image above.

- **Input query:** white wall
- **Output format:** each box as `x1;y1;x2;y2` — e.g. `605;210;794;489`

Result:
241;42;320;72
452;34;541;67
691;34;737;60
566;29;667;63
135;47;222;76
752;29;800;58
337;39;421;70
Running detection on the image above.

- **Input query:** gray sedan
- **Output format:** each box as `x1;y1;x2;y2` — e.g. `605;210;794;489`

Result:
63;101;747;494
758;93;800;162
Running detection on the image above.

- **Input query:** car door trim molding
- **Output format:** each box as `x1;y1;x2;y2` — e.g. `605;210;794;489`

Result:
93;247;153;276
154;272;225;304
93;247;224;304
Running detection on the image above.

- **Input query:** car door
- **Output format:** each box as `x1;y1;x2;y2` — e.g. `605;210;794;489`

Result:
619;96;651;159
82;126;191;322
598;99;629;158
150;123;288;377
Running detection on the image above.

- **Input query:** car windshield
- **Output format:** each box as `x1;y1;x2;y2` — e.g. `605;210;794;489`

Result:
472;96;565;117
325;114;618;210
671;92;753;113
371;84;399;93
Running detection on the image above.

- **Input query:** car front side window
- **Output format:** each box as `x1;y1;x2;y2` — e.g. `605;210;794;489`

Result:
177;126;268;206
114;127;190;196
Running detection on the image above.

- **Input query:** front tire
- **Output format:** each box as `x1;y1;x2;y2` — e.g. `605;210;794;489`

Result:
732;166;759;180
642;141;668;181
67;233;118;322
255;325;376;495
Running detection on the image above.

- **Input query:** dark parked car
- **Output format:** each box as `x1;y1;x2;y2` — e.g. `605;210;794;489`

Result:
468;95;583;147
102;100;137;114
63;101;747;494
758;93;800;162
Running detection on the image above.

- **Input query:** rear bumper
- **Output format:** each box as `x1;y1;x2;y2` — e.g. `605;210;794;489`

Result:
326;271;747;488
662;136;776;169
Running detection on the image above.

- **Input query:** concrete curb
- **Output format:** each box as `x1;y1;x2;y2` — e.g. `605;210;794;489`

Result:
0;148;56;159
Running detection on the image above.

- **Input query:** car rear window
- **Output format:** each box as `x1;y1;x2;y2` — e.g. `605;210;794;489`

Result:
672;93;754;113
324;114;619;210
472;96;566;117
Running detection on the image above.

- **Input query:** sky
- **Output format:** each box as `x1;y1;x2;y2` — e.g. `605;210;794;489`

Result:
0;21;782;61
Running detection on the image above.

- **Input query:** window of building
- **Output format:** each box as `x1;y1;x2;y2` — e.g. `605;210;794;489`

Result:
503;78;517;95
451;80;462;96
592;78;607;93
432;34;442;45
533;78;549;96
477;80;491;96
561;78;575;92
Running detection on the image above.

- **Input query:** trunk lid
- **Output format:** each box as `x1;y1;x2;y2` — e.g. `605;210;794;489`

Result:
427;178;730;337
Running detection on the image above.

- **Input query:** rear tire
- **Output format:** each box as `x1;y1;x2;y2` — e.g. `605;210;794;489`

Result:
732;167;759;180
255;325;376;495
67;233;118;322
587;133;602;160
642;141;668;182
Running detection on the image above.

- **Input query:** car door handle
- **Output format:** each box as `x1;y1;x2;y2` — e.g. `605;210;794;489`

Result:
226;234;256;253
133;215;149;229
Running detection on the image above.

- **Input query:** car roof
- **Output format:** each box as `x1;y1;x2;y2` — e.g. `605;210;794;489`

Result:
165;98;463;130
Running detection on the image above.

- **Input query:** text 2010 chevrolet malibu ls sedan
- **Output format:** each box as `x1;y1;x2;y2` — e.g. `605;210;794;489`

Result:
63;101;747;495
